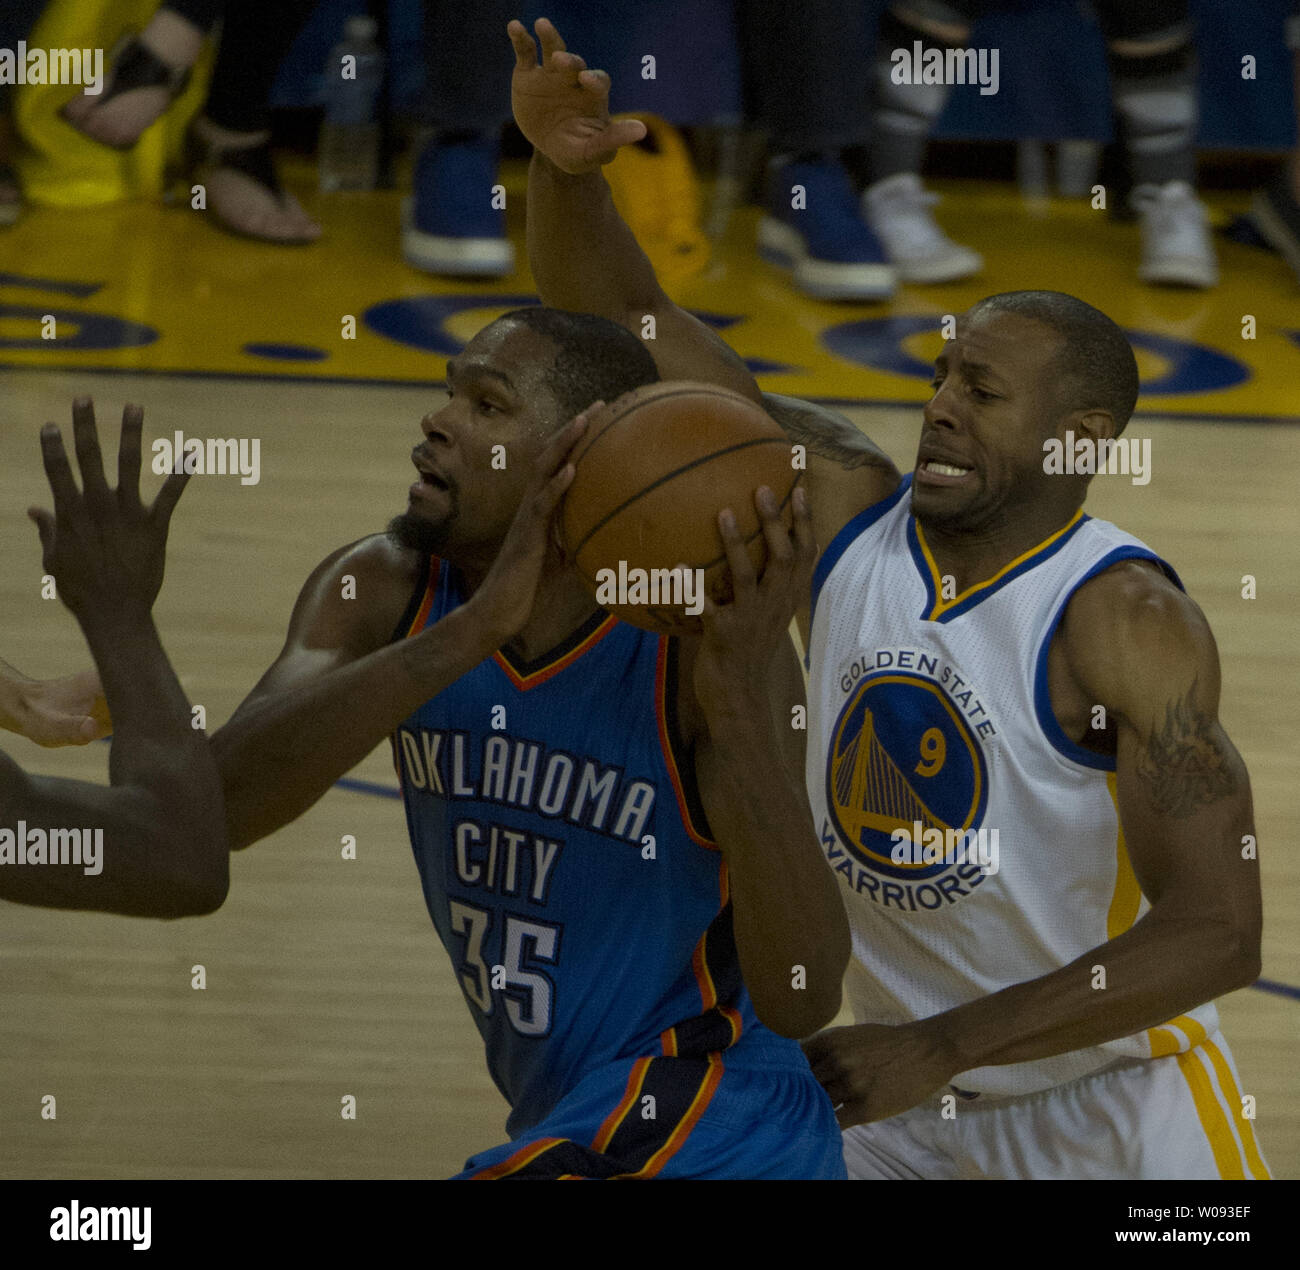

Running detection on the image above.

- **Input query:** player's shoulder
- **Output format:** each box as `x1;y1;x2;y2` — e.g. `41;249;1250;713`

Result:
294;532;429;651
315;531;425;591
1059;556;1215;691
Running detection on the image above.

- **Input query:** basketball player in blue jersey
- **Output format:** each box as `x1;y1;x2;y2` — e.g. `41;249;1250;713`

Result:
515;17;1266;1179
210;310;850;1177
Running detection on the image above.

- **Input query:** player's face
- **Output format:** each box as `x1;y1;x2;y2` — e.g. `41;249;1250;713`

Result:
395;321;567;567
911;311;1067;532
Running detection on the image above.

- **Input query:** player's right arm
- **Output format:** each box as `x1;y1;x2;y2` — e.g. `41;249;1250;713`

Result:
512;19;758;400
510;17;900;624
211;413;589;851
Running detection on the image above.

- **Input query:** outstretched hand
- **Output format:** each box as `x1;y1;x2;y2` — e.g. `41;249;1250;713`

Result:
27;398;190;624
0;667;111;747
508;17;647;174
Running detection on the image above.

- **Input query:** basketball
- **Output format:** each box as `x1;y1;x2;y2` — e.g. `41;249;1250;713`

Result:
560;382;800;633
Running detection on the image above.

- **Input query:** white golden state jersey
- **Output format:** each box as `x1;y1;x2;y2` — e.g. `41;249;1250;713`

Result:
806;474;1220;1098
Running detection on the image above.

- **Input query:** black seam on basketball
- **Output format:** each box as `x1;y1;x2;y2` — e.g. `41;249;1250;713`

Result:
569;438;794;561
571;474;800;606
694;473;800;573
570;385;757;480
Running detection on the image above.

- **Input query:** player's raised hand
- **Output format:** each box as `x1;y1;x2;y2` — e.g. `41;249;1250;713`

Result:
802;1021;958;1129
690;483;816;726
27;398;190;624
508;17;647;174
467;405;594;646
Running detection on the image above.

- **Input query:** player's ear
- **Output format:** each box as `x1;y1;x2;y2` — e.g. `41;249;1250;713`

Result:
1071;407;1116;446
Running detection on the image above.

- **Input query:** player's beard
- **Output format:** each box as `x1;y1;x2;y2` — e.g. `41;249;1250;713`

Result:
387;483;461;555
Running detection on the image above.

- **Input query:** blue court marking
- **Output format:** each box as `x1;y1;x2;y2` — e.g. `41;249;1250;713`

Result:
796;396;1300;427
0;362;448;391
334;775;403;801
241;342;330;362
1252;978;1300;1002
3;364;1297;425
89;736;1300;1004
331;755;1300;1007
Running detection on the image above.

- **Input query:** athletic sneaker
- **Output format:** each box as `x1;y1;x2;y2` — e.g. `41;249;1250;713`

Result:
862;173;982;283
603;113;709;285
1248;168;1300;284
757;157;895;301
1131;180;1218;288
402;134;514;278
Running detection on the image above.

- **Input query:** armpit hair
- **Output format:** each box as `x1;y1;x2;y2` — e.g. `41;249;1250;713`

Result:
761;393;896;472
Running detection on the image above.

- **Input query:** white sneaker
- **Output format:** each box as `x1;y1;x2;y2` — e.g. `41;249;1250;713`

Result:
862;173;982;283
1132;181;1218;288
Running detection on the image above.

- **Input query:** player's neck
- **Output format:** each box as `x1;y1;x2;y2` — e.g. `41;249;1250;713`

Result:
508;571;601;663
459;552;600;664
920;501;1082;592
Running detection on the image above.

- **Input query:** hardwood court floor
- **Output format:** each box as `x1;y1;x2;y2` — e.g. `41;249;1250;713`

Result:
0;371;1296;1178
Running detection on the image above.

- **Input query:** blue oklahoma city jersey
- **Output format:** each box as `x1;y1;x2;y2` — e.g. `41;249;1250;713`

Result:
391;555;803;1139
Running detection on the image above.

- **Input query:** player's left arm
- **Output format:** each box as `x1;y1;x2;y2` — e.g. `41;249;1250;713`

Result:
689;487;850;1039
805;563;1262;1126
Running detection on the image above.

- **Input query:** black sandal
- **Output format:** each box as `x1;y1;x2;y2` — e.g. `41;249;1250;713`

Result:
180;127;319;246
60;35;191;152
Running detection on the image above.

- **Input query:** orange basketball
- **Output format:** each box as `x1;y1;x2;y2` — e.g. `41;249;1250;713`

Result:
560;381;799;634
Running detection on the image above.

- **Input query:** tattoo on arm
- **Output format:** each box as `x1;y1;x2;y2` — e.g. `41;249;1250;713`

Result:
761;394;893;471
1136;682;1238;817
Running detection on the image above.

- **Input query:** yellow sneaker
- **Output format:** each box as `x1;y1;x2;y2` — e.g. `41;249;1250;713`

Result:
603;112;710;285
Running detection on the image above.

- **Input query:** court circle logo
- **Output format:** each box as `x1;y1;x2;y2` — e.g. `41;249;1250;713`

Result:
826;671;988;882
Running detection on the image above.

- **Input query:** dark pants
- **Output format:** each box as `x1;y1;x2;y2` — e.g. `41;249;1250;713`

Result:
423;0;515;136
0;0;49;111
735;0;874;152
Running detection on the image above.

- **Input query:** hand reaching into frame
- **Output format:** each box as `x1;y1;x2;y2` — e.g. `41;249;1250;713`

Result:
27;398;190;627
509;17;648;175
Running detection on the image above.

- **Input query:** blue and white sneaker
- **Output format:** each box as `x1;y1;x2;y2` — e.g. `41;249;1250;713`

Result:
863;173;982;283
1132;180;1218;289
402;133;515;278
758;157;895;300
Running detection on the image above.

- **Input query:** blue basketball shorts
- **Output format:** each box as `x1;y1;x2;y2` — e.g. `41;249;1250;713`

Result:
455;1052;846;1179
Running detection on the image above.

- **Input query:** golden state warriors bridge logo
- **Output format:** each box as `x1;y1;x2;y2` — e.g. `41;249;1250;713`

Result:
824;654;995;910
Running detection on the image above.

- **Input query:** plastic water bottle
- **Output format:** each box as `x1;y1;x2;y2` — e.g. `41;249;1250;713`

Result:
1055;139;1101;200
318;15;385;192
1016;139;1050;201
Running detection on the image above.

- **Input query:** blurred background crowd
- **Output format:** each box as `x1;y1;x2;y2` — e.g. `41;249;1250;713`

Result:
1;0;1298;299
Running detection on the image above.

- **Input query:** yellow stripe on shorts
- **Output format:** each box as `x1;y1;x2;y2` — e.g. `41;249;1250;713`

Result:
1175;1049;1245;1179
1202;1039;1270;1179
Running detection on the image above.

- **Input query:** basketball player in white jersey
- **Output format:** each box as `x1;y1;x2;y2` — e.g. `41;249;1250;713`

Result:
512;17;1267;1179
